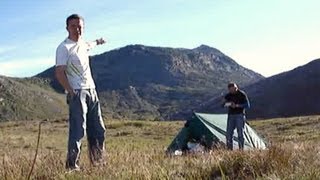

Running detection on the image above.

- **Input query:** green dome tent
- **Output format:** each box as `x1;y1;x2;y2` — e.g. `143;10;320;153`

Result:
167;113;267;154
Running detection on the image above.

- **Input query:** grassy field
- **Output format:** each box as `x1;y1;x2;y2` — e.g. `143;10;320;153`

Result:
0;116;319;180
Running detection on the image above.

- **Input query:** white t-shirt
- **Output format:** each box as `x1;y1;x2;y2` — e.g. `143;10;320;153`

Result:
55;38;97;90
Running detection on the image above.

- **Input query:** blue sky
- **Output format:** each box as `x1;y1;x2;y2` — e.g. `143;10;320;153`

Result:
1;0;320;77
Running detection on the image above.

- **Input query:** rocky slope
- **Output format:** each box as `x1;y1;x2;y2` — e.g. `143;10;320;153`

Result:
0;76;67;121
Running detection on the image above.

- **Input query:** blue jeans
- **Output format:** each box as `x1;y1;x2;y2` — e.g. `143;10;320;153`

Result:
226;114;245;150
66;89;106;169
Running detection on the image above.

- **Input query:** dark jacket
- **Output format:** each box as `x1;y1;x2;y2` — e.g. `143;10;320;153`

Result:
225;90;250;115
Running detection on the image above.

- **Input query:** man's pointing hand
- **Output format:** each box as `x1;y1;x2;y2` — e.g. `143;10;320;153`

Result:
96;38;106;45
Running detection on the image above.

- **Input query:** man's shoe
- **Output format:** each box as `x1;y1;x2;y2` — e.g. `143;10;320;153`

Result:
65;166;81;174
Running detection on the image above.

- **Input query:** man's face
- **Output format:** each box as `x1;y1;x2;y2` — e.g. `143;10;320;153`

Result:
66;18;84;39
228;86;237;94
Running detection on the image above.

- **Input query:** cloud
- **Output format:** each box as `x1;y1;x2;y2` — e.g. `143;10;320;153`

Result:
0;57;54;77
0;45;16;55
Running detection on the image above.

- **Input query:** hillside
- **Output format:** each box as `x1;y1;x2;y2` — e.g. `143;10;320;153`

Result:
246;59;320;119
187;59;320;119
0;76;67;121
37;44;263;120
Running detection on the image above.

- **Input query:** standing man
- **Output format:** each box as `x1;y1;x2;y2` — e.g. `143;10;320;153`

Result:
55;14;106;170
224;82;250;150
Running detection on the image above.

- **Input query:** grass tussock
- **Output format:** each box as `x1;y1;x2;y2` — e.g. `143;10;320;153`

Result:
0;117;319;179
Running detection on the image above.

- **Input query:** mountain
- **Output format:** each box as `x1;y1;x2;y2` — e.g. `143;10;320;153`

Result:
0;76;67;121
36;44;263;120
246;59;320;119
187;59;320;119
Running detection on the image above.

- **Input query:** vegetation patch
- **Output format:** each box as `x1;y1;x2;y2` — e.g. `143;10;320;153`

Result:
0;116;319;179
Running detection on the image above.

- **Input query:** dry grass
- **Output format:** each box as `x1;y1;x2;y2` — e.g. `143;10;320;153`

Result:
0;116;319;180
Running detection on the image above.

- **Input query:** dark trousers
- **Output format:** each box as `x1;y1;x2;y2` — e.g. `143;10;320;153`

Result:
226;114;245;150
66;89;106;169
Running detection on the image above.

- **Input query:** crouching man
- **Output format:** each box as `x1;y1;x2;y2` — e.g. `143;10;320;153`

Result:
224;83;250;150
55;14;106;171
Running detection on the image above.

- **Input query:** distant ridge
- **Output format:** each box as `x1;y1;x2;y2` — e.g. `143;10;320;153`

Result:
183;59;320;120
36;44;263;120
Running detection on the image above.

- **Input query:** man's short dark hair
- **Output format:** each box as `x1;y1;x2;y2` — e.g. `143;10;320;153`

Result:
66;14;84;26
228;82;238;88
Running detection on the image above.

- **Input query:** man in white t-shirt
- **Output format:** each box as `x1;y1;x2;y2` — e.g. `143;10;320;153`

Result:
55;14;106;171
